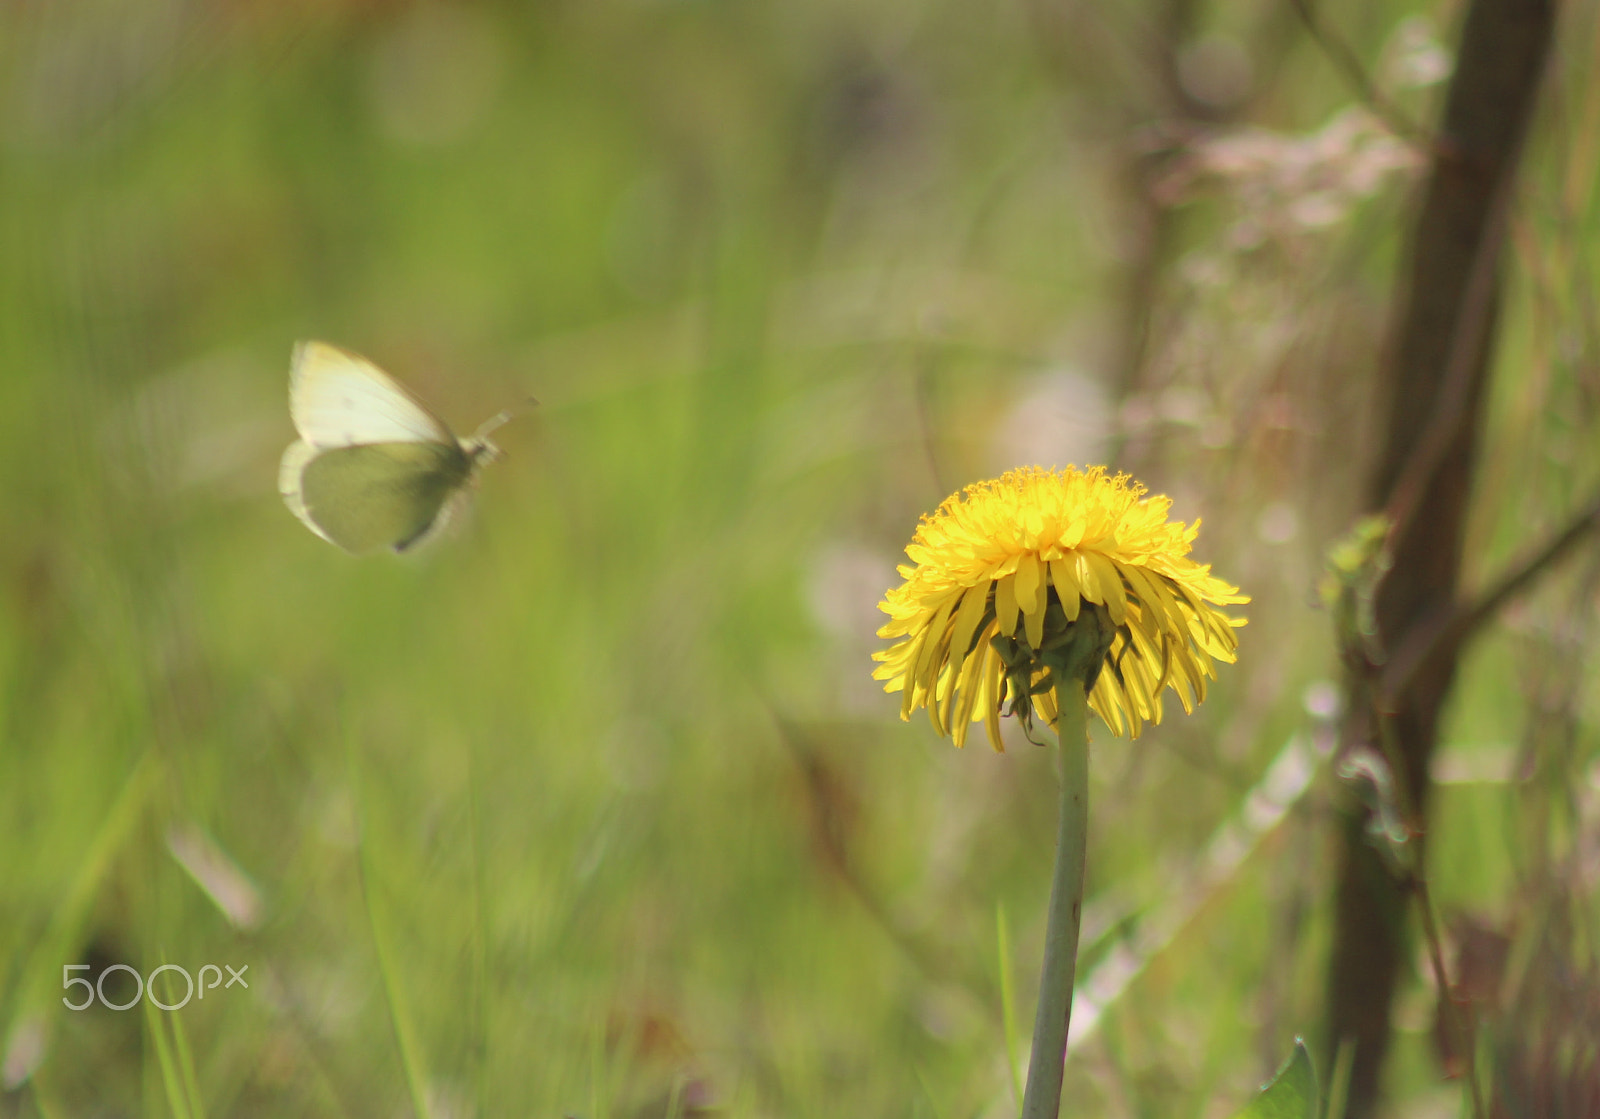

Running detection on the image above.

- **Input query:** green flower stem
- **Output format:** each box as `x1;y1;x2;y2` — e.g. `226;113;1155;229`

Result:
1020;681;1090;1119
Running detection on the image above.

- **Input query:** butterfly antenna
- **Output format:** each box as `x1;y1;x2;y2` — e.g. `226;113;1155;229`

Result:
473;395;539;441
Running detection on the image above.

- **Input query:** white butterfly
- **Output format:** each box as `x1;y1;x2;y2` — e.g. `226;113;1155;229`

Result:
279;341;510;553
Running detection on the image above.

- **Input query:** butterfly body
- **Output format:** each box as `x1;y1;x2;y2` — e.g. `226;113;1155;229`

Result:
280;341;503;553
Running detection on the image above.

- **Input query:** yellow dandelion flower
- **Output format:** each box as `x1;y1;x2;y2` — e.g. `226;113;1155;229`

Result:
873;466;1248;747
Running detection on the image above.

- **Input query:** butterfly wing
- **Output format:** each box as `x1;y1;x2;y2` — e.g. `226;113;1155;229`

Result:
279;438;337;548
289;341;456;448
282;441;475;554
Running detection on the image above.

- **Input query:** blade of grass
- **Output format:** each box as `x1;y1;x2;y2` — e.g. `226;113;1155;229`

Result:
27;1065;70;1119
912;1062;949;1119
664;1073;686;1119
1326;1036;1355;1119
347;729;433;1119
466;735;491;1116
995;902;1023;1108
168;984;206;1119
589;1016;612;1119
5;752;157;1034
143;996;192;1119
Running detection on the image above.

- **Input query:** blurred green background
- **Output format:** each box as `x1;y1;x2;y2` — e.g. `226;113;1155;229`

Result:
2;1;1597;1116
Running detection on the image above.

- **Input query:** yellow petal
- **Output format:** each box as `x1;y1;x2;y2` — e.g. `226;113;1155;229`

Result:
983;647;1007;752
951;634;990;746
1138;565;1185;639
1049;556;1082;621
1118;566;1165;643
930;664;955;737
911;593;960;695
1090;673;1127;737
1060;514;1086;550
1014;552;1042;615
897;626;932;719
995;573;1020;637
1033;676;1059;727
1021;601;1042;651
1075;553;1102;604
1084;552;1128;627
948;581;992;667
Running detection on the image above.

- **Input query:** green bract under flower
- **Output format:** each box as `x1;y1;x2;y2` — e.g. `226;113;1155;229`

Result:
873;466;1248;747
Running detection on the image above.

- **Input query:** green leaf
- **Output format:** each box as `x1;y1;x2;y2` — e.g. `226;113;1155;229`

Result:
1232;1040;1318;1119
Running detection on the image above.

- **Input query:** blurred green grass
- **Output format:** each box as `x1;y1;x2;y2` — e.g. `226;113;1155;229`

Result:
3;1;1597;1117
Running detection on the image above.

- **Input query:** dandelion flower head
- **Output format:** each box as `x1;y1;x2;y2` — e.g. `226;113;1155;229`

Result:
873;466;1248;748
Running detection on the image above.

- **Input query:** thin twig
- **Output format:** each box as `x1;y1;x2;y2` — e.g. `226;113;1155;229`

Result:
1451;490;1600;641
1368;704;1486;1119
1413;875;1488;1119
1381;486;1600;705
1285;0;1436;150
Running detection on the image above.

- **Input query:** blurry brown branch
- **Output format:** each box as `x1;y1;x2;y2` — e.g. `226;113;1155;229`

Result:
1381;487;1600;708
1378;162;1514;549
1324;0;1556;1114
1285;0;1434;150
